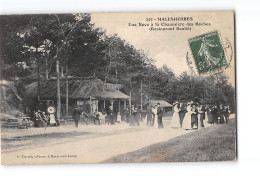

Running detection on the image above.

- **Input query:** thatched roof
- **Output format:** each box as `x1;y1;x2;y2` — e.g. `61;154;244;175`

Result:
26;78;130;100
150;100;173;108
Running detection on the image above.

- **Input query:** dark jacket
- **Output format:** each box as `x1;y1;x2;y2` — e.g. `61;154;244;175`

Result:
73;108;81;120
191;108;198;123
132;109;139;118
223;108;230;116
108;109;114;119
198;106;206;120
157;107;163;118
146;108;152;118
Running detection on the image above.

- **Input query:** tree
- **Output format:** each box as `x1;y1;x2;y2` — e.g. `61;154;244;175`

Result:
1;14;236;115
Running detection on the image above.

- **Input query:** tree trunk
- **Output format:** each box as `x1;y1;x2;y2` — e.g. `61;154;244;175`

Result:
37;58;41;102
61;66;64;77
56;60;61;122
66;65;69;118
45;57;48;80
148;75;151;106
129;91;132;116
141;80;143;111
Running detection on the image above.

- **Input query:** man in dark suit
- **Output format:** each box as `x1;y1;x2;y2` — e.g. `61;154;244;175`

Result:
198;104;206;128
146;105;152;127
124;108;130;123
108;106;115;125
73;105;82;127
157;103;164;128
212;105;219;124
132;107;140;126
223;105;230;123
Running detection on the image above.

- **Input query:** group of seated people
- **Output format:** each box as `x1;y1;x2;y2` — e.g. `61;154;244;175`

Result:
33;110;49;128
80;106;122;126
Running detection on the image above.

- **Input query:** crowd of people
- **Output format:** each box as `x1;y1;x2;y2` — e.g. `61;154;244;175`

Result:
169;101;232;130
71;102;167;128
34;101;231;130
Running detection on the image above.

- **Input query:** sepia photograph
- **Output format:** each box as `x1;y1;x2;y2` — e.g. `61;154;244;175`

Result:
0;11;236;165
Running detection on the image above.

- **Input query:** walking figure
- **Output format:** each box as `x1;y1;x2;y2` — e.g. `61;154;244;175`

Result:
146;105;153;127
157;103;164;128
73;105;82;127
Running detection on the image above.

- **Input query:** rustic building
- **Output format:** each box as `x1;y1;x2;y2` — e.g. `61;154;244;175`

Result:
26;78;130;118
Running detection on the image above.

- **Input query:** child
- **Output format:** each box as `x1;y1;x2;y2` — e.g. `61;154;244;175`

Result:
99;111;106;124
117;112;121;123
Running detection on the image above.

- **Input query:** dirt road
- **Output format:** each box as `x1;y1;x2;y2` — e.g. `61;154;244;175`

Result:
1;115;235;165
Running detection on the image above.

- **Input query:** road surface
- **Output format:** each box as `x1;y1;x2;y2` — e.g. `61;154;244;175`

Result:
1;114;235;165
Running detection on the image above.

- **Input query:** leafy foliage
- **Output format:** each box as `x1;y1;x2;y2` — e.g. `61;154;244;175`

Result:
0;14;235;110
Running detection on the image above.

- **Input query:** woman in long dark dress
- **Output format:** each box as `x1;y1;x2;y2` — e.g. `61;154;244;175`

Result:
178;103;186;127
191;104;198;129
206;105;214;124
219;105;225;124
212;105;219;124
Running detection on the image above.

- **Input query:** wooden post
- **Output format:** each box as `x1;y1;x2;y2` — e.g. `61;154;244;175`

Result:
65;65;69;118
118;100;121;113
90;96;92;114
124;100;126;109
56;60;61;122
96;100;99;112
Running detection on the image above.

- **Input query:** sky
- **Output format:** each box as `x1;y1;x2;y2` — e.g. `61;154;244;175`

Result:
91;11;235;85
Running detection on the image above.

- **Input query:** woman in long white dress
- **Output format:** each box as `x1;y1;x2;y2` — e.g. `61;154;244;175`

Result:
152;105;158;128
182;103;192;130
47;106;56;126
170;103;181;128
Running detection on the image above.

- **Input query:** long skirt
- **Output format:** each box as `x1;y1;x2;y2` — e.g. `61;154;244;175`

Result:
170;112;181;128
204;113;208;124
179;111;186;127
191;115;198;128
198;114;205;128
207;112;213;124
182;113;191;129
49;114;56;125
154;114;158;128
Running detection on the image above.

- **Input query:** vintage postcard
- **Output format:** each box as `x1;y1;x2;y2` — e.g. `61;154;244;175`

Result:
0;11;236;165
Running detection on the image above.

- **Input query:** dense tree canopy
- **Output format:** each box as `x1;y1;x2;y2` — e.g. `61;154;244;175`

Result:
0;14;235;110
